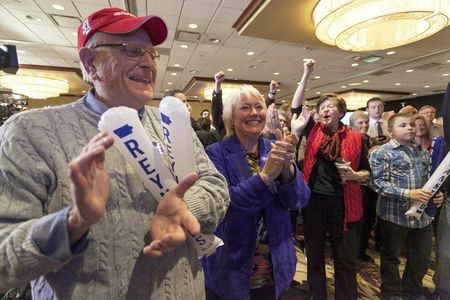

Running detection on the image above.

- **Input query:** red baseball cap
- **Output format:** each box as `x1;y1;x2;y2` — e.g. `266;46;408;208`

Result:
77;7;168;49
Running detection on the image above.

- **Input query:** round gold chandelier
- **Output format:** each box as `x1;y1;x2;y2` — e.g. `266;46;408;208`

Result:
313;0;450;51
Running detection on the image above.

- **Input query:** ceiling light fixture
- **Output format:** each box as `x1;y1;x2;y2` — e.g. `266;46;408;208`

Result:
188;23;198;29
52;4;65;10
313;0;450;51
386;51;396;55
247;51;254;56
0;75;69;99
209;38;220;43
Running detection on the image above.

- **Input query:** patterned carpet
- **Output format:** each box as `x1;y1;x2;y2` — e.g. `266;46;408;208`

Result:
281;237;436;299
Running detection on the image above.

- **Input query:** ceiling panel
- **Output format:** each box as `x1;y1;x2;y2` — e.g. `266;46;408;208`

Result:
34;0;79;16
0;0;41;12
109;0;127;10
8;8;53;25
26;24;71;46
212;6;242;25
182;0;218;21
72;2;109;18
220;0;253;10
147;0;182;16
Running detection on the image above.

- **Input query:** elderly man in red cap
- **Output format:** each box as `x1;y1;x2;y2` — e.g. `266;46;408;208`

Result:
0;7;228;299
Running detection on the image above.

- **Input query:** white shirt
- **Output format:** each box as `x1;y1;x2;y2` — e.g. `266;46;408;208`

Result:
367;117;390;139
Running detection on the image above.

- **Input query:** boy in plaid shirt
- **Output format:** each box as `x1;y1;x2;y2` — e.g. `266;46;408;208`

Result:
370;113;443;300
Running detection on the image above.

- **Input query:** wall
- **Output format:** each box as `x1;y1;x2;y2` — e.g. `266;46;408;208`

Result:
383;93;445;117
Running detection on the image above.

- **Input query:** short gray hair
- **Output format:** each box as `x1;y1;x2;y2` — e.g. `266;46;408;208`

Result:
223;84;266;137
349;110;368;130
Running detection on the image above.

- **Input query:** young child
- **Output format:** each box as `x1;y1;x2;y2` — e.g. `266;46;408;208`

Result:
369;113;444;300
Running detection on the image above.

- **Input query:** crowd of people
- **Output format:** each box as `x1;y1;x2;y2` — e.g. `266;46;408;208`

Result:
0;7;449;300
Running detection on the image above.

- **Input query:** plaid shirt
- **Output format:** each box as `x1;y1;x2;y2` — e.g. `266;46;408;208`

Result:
369;139;432;228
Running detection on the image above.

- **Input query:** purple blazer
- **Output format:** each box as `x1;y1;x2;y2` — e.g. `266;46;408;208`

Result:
202;134;310;300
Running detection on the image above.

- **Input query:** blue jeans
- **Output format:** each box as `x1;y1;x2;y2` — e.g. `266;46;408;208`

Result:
433;196;450;297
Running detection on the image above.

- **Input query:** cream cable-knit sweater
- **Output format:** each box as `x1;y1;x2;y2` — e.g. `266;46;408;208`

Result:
0;98;229;299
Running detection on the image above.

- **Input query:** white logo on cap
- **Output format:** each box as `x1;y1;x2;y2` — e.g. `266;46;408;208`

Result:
82;19;91;35
113;11;135;17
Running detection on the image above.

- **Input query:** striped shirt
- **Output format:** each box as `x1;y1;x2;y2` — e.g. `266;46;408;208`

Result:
369;139;432;228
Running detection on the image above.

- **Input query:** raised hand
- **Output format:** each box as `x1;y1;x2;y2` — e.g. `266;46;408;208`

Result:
67;131;115;245
214;71;225;93
291;105;312;137
266;103;282;134
269;80;279;94
303;58;315;78
144;172;201;257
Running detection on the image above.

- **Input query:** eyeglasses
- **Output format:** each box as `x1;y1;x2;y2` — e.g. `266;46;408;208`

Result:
318;104;337;112
92;43;160;61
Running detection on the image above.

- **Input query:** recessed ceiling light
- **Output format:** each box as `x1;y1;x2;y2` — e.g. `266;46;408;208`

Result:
348;82;362;86
233;77;239;80
282;100;286;103
174;63;180;67
443;73;450;76
447;60;450;63
227;68;233;72
171;73;177;76
190;70;198;74
168;82;173;85
362;80;369;83
341;85;347;88
180;44;189;49
52;4;65;10
209;38;220;43
351;63;359;67
188;23;198;29
193;96;198;98
247;51;254;56
273;72;279;75
25;15;42;22
395;83;401;86
424;85;430;88
362;55;382;63
316;92;321;95
406;69;414;73
314;75;321;79
164;89;169;92
412;93;417;96
297;82;300;85
386;51;396;55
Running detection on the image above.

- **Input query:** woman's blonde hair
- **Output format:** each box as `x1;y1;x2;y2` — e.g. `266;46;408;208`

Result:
223;84;266;137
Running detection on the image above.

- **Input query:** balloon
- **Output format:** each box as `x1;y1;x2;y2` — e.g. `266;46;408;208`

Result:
99;106;222;258
405;146;450;220
159;96;196;182
98;107;176;196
